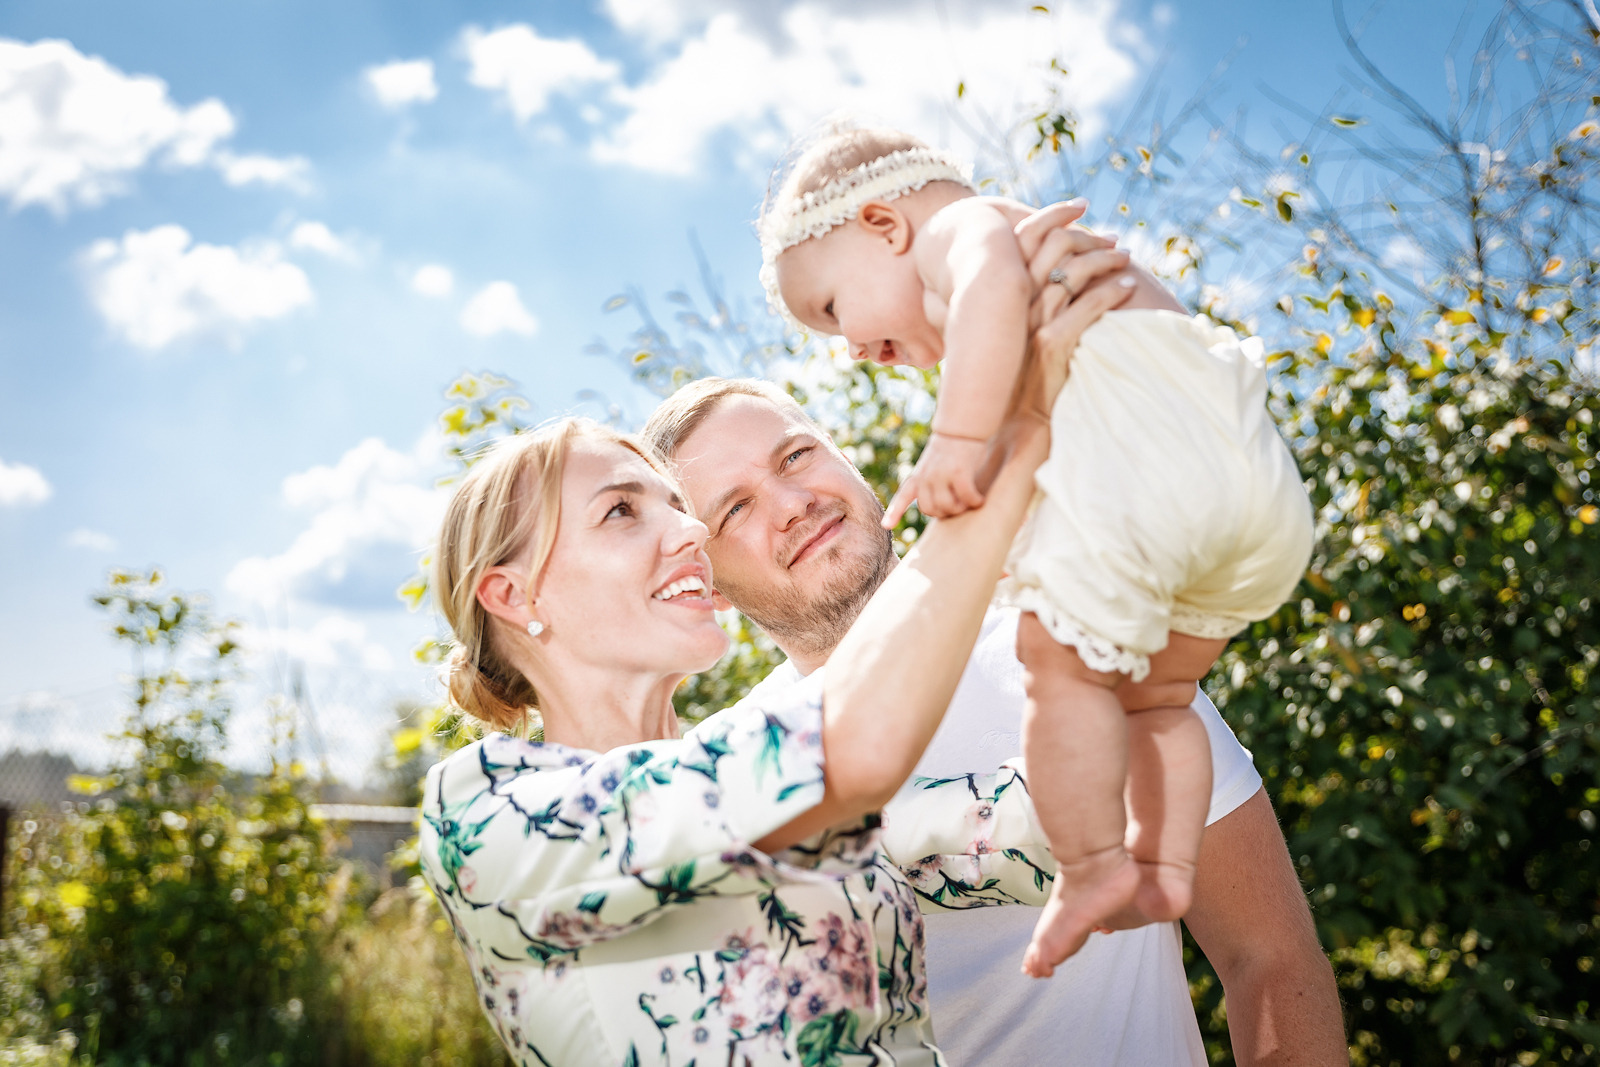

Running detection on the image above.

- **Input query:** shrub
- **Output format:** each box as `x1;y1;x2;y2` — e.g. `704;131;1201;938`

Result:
5;571;344;1065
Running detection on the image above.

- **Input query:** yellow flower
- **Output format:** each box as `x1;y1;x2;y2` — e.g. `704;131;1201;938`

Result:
58;881;90;909
393;727;425;756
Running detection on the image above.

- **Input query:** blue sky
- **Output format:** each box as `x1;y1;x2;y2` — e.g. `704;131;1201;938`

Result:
0;0;1476;779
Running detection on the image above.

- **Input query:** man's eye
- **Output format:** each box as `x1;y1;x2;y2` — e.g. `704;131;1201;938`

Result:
783;447;811;467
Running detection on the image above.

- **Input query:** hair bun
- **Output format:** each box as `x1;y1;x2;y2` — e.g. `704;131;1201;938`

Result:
442;639;538;734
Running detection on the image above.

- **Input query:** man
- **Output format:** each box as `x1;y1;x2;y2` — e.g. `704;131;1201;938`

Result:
642;371;1346;1065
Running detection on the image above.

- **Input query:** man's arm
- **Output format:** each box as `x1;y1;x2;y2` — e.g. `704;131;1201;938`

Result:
1184;788;1347;1066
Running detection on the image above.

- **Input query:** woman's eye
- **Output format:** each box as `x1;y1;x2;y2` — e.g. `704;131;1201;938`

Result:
606;500;633;519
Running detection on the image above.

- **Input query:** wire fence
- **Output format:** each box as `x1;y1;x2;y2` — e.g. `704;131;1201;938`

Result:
0;665;440;917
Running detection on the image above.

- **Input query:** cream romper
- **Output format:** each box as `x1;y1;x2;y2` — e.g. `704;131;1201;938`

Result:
999;309;1314;681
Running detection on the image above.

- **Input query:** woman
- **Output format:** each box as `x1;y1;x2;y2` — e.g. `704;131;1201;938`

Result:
419;210;1135;1065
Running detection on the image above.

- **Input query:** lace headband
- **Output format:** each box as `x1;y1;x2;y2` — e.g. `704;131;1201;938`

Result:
759;147;974;328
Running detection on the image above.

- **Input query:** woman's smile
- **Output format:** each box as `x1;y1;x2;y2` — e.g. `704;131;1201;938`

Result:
651;565;714;608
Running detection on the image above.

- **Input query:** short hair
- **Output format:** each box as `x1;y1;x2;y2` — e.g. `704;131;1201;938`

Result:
762;126;931;231
641;377;820;463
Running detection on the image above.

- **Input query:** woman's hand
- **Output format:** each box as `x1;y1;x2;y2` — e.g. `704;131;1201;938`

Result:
1014;201;1132;328
1024;271;1139;417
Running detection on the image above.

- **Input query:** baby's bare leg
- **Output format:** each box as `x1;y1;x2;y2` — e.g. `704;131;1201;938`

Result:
1016;613;1139;977
1121;632;1227;922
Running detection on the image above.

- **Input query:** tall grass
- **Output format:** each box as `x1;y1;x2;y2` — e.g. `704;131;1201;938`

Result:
311;883;509;1067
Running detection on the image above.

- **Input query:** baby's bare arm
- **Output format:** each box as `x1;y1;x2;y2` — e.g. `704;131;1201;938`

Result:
916;199;1033;441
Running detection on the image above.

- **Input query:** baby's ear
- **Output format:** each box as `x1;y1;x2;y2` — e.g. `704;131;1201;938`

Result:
857;200;912;253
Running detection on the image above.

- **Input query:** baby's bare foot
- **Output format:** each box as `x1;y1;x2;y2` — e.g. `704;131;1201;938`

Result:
1133;859;1196;923
1022;847;1140;977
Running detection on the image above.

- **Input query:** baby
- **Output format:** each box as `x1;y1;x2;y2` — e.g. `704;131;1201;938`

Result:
761;128;1314;976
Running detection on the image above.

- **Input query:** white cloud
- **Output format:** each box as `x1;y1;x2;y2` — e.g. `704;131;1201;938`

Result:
240;614;396;671
83;224;314;349
584;1;1141;176
0;690;128;770
600;0;793;41
213;150;312;191
410;263;454;297
289;220;358;262
365;58;439;108
460;280;538;337
462;24;620;121
67;528;117;552
0;457;51;506
0;37;307;212
226;435;447;607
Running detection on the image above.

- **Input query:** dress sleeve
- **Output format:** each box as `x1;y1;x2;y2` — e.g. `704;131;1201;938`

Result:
878;759;1058;912
419;672;879;955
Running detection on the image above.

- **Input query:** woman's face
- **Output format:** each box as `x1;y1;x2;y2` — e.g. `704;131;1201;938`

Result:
532;438;728;678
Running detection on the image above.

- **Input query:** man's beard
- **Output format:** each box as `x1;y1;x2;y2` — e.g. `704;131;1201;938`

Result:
720;518;898;665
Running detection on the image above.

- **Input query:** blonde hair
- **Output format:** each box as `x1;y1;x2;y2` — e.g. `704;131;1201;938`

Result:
431;418;665;732
641;377;816;462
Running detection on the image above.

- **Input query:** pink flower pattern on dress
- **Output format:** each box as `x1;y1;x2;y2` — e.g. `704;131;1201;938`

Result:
420;681;1052;1066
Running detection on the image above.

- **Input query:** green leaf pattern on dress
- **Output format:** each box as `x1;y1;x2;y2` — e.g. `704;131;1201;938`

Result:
420;680;1054;1066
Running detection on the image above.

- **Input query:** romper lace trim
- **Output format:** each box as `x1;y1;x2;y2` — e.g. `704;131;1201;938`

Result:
1169;604;1249;641
1007;588;1152;682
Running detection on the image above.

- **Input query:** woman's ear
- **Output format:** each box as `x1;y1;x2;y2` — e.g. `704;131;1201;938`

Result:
857;200;912;253
476;565;532;626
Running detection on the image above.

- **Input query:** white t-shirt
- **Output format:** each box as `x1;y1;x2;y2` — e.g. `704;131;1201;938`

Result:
749;606;1262;1066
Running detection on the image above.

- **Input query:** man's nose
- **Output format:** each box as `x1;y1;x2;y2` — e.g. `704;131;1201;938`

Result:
773;480;815;529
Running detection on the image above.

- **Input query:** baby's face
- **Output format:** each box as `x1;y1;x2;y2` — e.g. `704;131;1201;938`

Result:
775;221;944;369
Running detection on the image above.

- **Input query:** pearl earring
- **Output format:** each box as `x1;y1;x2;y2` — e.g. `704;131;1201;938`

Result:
526;620;545;638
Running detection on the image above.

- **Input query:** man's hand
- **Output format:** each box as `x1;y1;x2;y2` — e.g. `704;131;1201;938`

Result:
884;431;988;528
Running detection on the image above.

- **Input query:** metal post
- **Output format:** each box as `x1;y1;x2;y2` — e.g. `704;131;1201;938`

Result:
0;804;10;933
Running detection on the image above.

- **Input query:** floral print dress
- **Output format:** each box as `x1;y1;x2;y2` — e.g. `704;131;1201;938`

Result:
420;674;1055;1067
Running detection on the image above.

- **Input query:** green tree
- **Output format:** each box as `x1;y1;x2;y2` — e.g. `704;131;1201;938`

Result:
7;570;343;1065
1182;4;1599;1059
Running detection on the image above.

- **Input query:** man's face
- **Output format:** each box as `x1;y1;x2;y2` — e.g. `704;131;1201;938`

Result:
668;394;896;663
